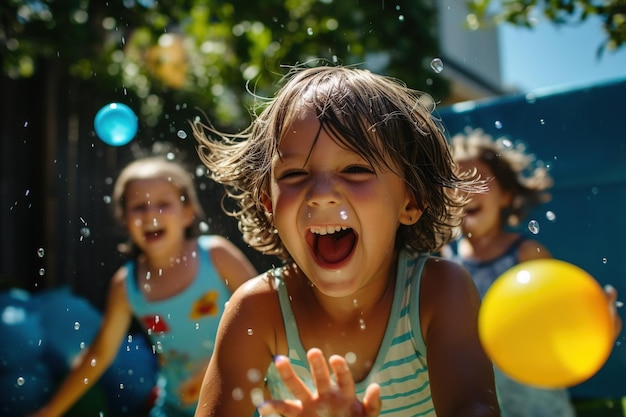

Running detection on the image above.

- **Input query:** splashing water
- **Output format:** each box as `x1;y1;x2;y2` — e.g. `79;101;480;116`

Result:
430;58;443;73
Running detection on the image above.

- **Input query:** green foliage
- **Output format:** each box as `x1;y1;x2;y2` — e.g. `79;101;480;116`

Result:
466;0;626;56
0;0;448;131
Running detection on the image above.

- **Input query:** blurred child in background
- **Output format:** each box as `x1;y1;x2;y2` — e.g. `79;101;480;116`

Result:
30;156;257;417
444;128;576;417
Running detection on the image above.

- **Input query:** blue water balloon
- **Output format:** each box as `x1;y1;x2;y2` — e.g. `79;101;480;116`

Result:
94;103;138;146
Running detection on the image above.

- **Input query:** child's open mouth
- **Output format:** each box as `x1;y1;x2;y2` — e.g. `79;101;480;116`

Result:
307;226;357;265
144;229;165;241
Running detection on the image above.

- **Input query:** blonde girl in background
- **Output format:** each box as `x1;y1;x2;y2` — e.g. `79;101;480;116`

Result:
30;156;257;417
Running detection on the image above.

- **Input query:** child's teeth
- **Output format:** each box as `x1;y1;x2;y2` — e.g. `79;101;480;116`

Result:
312;226;347;235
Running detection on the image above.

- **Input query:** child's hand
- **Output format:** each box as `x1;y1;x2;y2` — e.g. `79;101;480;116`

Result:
257;348;381;417
605;285;623;339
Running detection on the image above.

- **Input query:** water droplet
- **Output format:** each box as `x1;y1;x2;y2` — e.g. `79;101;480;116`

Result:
250;387;265;406
528;220;540;234
37;248;45;257
39;268;45;276
345;351;357;364
339;210;348;220
119;383;125;389
545;211;556;221
430;58;443;73
83;378;89;384
417;94;436;113
74;321;80;330
199;221;209;233
232;387;244;401
398;15;404;21
359;318;366;330
177;130;187;139
247;328;254;335
307;27;313;35
494;120;503;129
80;227;91;238
602;257;608;264
247;368;262;383
91;359;97;367
127;334;133;343
17;377;25;386
103;195;112;204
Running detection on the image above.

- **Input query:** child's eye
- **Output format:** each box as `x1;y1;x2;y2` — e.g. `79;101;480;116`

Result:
278;170;307;181
344;165;375;175
128;203;147;213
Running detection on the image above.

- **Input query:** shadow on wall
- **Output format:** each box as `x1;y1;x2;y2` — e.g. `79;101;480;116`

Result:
439;78;626;399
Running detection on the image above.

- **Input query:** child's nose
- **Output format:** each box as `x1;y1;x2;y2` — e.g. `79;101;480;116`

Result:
142;205;162;220
306;174;340;207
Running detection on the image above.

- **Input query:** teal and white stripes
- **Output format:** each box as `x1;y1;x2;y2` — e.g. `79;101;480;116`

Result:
266;250;435;416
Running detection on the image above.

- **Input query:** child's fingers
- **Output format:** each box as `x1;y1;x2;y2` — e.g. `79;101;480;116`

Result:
328;354;355;397
363;383;383;417
604;285;623;337
604;284;618;304
274;355;314;402
258;399;302;417
307;348;334;396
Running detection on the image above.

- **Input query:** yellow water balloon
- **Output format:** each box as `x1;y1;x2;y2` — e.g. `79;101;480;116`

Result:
478;259;614;388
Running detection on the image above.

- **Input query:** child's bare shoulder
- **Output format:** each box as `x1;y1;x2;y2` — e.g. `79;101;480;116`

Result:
420;257;478;306
221;270;287;351
227;270;284;315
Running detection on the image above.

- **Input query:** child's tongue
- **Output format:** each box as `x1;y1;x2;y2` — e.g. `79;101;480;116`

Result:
314;229;355;264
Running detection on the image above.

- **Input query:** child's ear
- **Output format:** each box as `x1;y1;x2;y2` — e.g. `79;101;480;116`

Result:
399;196;423;225
261;193;273;214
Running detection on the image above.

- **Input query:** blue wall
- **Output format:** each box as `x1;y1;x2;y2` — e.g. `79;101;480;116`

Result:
439;78;626;398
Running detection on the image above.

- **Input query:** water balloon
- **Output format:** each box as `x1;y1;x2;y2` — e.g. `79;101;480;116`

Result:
478;259;614;388
94;103;138;146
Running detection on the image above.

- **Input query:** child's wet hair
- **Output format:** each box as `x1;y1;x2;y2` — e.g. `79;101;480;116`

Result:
112;156;205;255
193;65;483;260
450;128;553;227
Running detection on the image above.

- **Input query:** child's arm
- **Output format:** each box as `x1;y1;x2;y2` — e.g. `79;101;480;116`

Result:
28;269;134;417
257;348;382;417
194;275;278;417
420;258;501;417
206;235;258;292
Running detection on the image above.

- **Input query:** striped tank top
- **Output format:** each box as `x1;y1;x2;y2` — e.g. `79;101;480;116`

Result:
265;249;436;416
